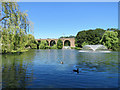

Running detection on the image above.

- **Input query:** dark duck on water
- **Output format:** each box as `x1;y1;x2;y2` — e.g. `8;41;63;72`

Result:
73;68;79;73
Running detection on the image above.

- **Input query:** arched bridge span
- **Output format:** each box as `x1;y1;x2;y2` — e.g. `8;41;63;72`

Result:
36;38;75;47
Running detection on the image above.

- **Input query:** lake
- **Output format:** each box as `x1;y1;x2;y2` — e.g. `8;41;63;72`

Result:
1;49;119;88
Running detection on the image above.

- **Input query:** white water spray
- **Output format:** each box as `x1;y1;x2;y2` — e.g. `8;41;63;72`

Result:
79;45;111;53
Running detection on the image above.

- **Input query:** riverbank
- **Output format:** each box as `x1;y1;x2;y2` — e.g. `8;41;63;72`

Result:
1;45;119;55
0;48;30;54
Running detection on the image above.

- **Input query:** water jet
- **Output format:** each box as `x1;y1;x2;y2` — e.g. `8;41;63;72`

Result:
79;45;111;53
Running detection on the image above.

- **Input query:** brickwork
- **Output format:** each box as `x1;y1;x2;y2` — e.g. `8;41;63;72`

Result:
36;38;75;47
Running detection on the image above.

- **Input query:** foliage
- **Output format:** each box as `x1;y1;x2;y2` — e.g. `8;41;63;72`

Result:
50;40;56;46
26;34;38;48
50;44;57;49
74;47;82;50
1;2;33;33
60;35;75;38
100;31;119;51
0;2;35;53
57;39;63;49
30;43;37;49
75;28;105;47
75;28;120;51
39;40;49;49
71;47;75;49
1;27;27;53
1;27;36;53
70;47;82;50
82;42;89;47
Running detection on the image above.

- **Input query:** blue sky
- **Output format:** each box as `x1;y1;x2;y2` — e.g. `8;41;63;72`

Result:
18;2;118;39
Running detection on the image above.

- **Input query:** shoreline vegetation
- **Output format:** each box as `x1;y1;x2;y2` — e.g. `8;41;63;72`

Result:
0;2;120;54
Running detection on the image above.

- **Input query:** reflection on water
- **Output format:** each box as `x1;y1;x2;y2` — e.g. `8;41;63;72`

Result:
2;51;35;88
0;54;2;89
76;52;118;73
2;49;118;88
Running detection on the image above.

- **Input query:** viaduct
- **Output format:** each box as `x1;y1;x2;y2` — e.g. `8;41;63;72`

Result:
36;38;75;47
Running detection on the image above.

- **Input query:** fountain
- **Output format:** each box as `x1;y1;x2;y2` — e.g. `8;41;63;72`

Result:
79;45;111;53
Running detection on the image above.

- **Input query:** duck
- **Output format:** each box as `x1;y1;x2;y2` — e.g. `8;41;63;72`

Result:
73;68;79;73
61;61;63;64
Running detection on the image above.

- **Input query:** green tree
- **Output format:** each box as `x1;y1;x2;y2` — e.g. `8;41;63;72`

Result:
50;44;57;49
26;34;37;49
0;2;34;53
82;42;89;47
60;35;75;38
57;39;63;49
39;40;49;49
75;28;105;47
1;2;32;33
50;40;56;46
100;31;119;51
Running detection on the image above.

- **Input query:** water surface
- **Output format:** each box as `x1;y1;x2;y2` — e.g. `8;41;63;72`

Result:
2;49;118;88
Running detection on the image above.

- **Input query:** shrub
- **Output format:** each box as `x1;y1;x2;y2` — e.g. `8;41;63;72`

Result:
82;42;89;47
39;40;49;49
100;31;119;51
74;47;82;50
57;39;63;49
30;43;37;49
71;47;75;49
50;44;57;49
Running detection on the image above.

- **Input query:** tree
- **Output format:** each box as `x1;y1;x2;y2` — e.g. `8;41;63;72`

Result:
24;34;37;49
100;31;119;51
82;42;89;47
75;28;105;47
57;39;63;49
75;30;87;47
50;40;56;46
1;2;32;33
50;44;57;49
60;35;75;38
0;2;34;53
39;40;49;49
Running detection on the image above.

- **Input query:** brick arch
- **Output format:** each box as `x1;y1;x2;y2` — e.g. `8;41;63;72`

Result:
64;40;71;46
50;40;56;46
36;38;75;48
37;40;41;44
60;38;75;47
46;40;49;45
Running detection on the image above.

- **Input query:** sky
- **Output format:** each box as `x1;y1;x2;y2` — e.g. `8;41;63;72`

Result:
18;2;118;39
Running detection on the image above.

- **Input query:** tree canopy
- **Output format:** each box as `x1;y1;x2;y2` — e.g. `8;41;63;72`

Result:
57;39;63;49
60;35;75;38
75;28;120;51
39;40;49;49
100;31;119;51
0;2;35;53
75;28;105;47
1;2;33;33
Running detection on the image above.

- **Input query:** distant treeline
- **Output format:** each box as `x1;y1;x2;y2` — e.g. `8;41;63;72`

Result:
75;28;120;51
60;35;75;38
